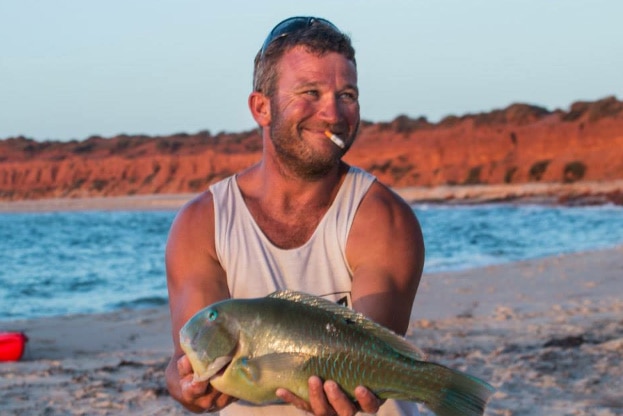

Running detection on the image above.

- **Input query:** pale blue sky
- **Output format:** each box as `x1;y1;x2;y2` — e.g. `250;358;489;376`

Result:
1;0;622;141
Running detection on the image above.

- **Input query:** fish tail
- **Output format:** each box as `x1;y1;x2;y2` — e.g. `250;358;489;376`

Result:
418;362;495;416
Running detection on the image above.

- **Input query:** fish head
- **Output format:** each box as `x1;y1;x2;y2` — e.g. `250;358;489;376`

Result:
179;303;240;382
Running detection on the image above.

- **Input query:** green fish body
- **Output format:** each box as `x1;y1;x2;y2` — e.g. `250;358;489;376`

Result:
180;290;494;416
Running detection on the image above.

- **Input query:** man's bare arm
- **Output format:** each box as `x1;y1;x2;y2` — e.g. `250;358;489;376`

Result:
164;192;234;413
347;181;425;334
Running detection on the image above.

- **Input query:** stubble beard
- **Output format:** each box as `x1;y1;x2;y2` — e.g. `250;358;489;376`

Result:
269;111;348;181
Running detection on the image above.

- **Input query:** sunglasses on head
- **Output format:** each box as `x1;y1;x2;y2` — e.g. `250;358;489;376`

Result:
260;16;340;58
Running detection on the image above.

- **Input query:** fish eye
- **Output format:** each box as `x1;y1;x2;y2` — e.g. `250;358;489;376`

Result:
207;309;218;321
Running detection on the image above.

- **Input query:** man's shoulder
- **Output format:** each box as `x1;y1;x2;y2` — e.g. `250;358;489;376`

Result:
361;179;411;213
353;180;421;242
175;190;215;226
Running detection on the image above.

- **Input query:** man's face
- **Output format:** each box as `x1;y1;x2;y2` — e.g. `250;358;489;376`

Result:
268;46;360;179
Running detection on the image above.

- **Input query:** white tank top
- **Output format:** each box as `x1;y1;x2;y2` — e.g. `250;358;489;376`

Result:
210;166;419;416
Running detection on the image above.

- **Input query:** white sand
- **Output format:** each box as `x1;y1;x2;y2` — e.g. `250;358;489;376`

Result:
2;245;622;415
411;246;623;415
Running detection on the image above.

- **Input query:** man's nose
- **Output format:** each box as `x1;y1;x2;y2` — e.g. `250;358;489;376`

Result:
317;95;341;124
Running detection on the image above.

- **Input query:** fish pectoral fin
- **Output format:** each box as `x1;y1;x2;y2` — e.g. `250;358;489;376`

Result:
235;353;311;383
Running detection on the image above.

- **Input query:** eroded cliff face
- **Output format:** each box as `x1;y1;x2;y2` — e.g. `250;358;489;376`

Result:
350;96;623;188
0;132;261;200
1;96;622;201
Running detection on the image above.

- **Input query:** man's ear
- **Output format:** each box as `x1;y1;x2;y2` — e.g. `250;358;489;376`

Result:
248;92;271;127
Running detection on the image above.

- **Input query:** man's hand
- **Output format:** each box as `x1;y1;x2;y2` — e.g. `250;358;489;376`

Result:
276;376;382;416
167;355;236;413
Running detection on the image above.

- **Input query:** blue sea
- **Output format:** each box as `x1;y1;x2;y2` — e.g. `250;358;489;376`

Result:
1;203;623;321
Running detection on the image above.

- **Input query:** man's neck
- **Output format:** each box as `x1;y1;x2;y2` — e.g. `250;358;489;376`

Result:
235;162;350;248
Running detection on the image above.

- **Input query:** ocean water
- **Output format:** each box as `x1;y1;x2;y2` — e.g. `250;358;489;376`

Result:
1;203;623;321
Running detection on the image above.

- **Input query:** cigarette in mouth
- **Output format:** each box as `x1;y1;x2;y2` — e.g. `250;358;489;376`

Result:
324;130;345;149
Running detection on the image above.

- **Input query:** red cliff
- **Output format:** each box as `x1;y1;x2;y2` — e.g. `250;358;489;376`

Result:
1;96;622;203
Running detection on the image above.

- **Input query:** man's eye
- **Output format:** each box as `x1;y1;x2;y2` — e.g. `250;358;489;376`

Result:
304;90;319;97
340;92;358;102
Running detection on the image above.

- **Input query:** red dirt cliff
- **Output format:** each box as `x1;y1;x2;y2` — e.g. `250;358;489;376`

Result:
1;96;622;203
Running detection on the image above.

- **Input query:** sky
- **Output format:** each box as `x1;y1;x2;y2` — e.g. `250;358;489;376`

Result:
1;0;622;142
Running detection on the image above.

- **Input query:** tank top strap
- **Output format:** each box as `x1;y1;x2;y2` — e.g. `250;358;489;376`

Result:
328;166;377;249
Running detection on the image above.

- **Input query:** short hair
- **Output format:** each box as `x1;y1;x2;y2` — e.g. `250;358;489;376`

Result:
252;19;356;96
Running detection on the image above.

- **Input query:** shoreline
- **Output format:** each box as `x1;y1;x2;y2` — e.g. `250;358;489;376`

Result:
2;245;622;415
0;193;197;213
0;180;622;213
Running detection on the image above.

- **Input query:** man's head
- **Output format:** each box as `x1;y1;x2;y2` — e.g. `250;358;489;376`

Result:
253;17;356;97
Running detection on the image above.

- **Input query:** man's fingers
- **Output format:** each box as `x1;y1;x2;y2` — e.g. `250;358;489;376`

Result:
276;388;311;412
214;393;237;410
172;354;237;413
177;355;193;377
323;380;357;416
180;377;209;402
309;376;336;415
180;379;236;413
354;385;382;413
278;378;377;416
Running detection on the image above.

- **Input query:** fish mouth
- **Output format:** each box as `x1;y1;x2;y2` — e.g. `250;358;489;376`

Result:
192;355;233;382
180;336;234;382
180;333;238;383
179;316;241;383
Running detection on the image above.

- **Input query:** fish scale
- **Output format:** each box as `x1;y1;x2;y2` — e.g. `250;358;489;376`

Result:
180;290;495;416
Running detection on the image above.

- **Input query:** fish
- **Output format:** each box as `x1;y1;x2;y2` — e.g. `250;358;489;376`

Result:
179;290;495;416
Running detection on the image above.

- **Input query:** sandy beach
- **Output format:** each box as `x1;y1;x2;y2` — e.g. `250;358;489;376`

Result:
1;179;623;213
2;242;622;415
0;193;198;213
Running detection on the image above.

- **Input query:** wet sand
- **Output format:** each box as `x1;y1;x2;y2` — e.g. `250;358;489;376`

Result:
2;245;622;415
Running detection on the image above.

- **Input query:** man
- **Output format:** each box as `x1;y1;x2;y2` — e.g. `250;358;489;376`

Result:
165;16;425;415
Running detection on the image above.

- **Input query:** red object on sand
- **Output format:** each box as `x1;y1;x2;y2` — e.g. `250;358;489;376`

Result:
0;332;28;362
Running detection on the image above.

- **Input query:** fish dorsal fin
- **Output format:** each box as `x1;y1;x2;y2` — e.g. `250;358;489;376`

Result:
268;290;427;361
